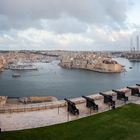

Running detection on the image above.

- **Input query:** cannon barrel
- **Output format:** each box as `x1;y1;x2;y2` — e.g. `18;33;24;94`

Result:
112;89;128;102
64;98;75;105
64;98;79;115
99;92;112;100
99;92;106;96
99;92;112;98
100;92;115;109
82;96;94;101
136;84;140;86
112;89;120;93
127;86;136;90
82;96;98;110
112;89;125;94
127;87;140;97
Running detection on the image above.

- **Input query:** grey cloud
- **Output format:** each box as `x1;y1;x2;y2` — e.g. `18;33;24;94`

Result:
0;0;134;51
0;0;131;31
41;17;88;33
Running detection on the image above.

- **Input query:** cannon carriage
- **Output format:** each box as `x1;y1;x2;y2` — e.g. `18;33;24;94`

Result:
99;92;115;109
112;89;128;102
136;84;140;86
127;87;140;97
82;96;98;111
64;98;79;115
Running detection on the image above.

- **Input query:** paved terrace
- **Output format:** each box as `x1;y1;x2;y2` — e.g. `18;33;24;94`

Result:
0;86;140;131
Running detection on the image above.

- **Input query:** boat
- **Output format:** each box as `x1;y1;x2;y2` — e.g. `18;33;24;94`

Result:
128;58;140;62
41;60;51;63
10;64;38;70
127;53;140;62
12;73;21;78
128;35;140;62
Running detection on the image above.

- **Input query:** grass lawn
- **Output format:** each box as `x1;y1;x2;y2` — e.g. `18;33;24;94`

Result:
1;103;140;140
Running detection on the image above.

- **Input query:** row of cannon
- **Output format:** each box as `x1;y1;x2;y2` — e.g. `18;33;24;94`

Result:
64;84;140;115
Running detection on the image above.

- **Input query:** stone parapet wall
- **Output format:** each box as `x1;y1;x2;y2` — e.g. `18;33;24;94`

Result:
0;96;7;105
0;86;139;113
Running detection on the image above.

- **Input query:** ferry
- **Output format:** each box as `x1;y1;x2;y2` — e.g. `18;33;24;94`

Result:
10;64;38;70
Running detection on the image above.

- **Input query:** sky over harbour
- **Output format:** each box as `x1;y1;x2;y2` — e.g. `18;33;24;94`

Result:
0;0;140;51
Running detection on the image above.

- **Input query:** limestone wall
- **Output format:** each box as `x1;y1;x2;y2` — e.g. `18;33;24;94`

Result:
0;86;139;113
0;96;7;105
19;96;58;103
59;55;123;73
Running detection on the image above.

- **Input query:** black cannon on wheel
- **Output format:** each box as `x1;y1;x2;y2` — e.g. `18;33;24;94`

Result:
99;92;115;109
127;86;140;97
64;98;79;115
82;96;98;111
136;84;140;86
112;90;128;102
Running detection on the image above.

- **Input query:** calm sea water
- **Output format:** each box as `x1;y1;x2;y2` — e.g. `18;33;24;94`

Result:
0;58;140;99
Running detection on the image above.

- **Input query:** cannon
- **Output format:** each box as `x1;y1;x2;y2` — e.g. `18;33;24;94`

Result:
64;98;79;115
127;87;140;97
112;90;128;102
82;96;98;111
99;92;115;109
136;84;140;86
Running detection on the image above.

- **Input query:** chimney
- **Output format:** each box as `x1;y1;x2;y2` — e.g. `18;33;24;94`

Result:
136;35;139;52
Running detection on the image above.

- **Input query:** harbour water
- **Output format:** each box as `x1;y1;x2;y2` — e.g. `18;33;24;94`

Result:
0;58;140;99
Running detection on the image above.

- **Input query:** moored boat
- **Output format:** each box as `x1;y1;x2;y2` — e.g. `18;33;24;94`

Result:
12;73;21;78
10;64;38;70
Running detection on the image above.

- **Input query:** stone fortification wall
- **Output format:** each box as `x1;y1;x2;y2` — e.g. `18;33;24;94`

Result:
0;86;139;113
0;96;7;105
59;55;123;73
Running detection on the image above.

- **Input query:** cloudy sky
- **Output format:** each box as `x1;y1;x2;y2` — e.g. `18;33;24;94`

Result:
0;0;140;51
